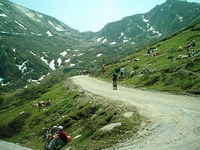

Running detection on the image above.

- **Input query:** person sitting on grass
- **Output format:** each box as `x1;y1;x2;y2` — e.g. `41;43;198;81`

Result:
47;126;69;150
46;126;58;144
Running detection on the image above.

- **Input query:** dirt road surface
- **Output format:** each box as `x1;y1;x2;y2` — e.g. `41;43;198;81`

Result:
71;75;200;150
0;140;32;150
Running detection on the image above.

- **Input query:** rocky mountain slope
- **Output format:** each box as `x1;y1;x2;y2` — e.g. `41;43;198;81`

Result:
0;0;200;91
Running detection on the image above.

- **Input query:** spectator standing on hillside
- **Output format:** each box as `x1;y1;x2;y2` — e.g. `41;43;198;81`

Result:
112;71;118;90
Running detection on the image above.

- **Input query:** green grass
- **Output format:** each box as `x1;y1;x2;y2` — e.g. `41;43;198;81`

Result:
94;22;200;95
0;74;143;149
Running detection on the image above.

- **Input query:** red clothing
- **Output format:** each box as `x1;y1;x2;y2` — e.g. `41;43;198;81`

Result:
58;130;68;143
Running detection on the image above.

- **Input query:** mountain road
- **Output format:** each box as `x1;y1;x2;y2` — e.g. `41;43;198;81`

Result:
71;75;200;150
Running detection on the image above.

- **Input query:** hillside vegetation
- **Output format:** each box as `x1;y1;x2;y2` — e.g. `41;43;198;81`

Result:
93;22;200;95
0;72;143;149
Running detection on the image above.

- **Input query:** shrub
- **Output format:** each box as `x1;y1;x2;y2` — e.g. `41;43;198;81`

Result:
133;65;139;70
144;74;160;85
0;113;30;138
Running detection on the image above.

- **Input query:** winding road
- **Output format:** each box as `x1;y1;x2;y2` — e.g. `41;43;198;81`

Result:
71;75;200;150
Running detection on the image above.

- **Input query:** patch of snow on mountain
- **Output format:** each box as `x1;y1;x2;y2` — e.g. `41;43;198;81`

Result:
96;53;102;57
13;48;16;52
41;56;49;65
89;48;95;51
119;32;124;39
15;60;29;73
27;73;50;85
14;4;41;22
0;2;4;6
42;52;48;57
30;51;36;56
97;37;103;42
0;31;9;34
176;14;183;22
70;64;75;67
147;26;162;37
55;27;67;32
131;41;135;45
142;15;149;22
0;13;7;17
0;78;4;83
146;23;150;28
135;23;145;31
55;27;62;31
57;58;62;66
77;53;84;56
36;13;43;18
46;31;53;36
48;20;54;26
49;59;56;70
65;59;70;62
39;74;49;81
14;20;27;30
110;42;116;45
27;78;40;84
102;38;107;43
1;82;9;86
60;51;67;56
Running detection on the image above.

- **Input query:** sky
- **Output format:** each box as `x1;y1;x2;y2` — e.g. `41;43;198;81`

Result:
9;0;200;32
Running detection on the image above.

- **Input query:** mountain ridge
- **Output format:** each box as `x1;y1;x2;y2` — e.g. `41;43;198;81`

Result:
0;0;200;91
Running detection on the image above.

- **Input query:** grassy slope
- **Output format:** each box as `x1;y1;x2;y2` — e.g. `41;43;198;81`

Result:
94;22;200;95
0;22;199;150
0;73;143;149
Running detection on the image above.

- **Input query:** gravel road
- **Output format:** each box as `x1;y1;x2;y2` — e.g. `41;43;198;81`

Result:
0;140;32;150
71;75;200;150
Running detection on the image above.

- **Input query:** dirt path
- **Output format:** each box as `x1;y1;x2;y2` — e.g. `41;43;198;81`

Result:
0;140;32;150
70;75;200;150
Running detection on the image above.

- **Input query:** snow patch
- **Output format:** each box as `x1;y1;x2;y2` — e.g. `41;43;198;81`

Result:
14;20;27;30
30;51;36;56
15;60;29;73
110;41;116;45
102;38;107;43
65;59;70;63
57;58;62;66
60;51;67;56
70;63;75;67
0;13;7;17
46;31;53;36
14;4;41;22
96;53;102;57
49;59;56;70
